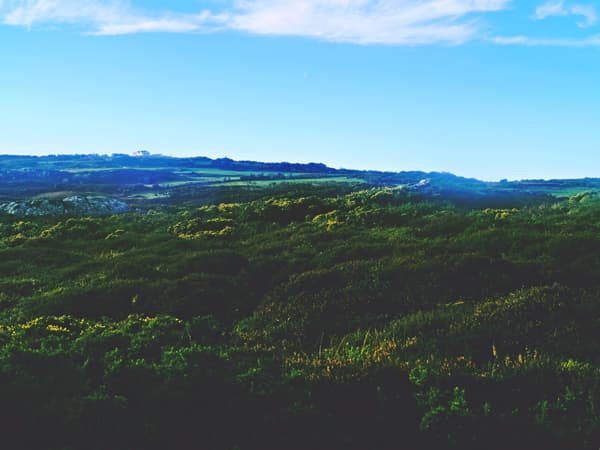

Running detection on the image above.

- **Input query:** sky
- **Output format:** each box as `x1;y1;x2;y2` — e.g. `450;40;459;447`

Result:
1;0;600;180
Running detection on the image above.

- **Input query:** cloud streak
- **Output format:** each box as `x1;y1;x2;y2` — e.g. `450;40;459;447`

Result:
1;0;510;44
534;0;597;28
2;0;600;46
492;33;600;46
228;0;510;45
2;0;223;34
93;11;226;36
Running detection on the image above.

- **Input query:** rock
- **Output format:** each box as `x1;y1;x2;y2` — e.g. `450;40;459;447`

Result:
0;196;130;217
406;178;432;192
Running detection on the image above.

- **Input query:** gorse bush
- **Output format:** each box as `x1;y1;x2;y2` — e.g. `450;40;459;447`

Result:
1;186;600;449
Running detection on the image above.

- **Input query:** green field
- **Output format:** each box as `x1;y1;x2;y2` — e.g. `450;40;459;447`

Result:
532;187;598;197
215;176;365;187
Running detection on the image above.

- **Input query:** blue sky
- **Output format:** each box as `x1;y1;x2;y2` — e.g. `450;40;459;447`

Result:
1;0;600;180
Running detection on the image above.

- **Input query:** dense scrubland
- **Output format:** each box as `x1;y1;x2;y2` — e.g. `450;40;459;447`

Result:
2;179;600;449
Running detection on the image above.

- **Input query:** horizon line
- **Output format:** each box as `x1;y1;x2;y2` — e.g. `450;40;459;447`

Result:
2;152;600;184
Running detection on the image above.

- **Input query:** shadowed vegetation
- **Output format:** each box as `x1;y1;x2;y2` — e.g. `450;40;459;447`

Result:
2;183;600;449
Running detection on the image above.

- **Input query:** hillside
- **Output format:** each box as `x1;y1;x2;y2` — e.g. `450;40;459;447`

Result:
2;153;594;210
1;164;600;448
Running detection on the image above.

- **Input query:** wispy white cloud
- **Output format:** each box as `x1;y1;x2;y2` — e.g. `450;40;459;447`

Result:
4;0;116;27
570;4;597;27
228;0;510;45
1;0;223;34
0;0;510;44
535;0;569;18
492;0;600;46
3;0;600;47
534;0;597;28
492;33;600;45
93;11;227;36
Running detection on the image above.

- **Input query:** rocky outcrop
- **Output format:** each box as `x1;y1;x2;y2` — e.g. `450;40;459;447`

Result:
0;196;130;216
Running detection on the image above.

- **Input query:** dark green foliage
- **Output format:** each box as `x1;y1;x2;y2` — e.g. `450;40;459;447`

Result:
2;185;600;449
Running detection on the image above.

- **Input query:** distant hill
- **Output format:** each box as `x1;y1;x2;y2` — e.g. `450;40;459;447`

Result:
1;153;597;206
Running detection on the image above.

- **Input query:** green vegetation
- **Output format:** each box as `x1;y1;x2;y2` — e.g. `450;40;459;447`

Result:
215;176;365;187
2;177;600;448
5;153;600;206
